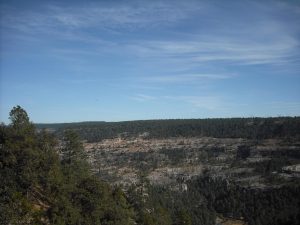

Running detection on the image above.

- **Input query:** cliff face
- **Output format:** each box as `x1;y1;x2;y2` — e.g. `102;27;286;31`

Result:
84;136;300;188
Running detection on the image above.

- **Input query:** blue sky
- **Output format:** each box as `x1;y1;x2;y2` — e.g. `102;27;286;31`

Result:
1;0;300;123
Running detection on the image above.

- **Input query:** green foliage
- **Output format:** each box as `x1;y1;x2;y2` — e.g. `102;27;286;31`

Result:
1;107;44;224
36;117;300;142
128;183;215;225
9;105;30;128
0;106;136;225
189;176;300;225
61;130;86;164
2;106;300;225
176;210;192;225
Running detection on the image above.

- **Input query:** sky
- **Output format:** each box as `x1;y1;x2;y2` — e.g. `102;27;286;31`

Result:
0;0;300;123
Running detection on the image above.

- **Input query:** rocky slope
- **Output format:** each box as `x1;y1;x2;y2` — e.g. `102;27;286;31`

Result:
83;136;300;189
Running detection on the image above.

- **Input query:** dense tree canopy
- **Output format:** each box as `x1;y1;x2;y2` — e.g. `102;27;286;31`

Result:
9;105;30;127
2;106;300;225
0;106;136;225
37;117;300;142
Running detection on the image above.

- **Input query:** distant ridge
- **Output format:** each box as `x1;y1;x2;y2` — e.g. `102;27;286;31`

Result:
35;117;300;142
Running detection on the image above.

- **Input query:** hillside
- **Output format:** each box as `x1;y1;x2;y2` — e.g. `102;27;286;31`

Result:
36;116;300;225
2;108;300;225
36;117;300;142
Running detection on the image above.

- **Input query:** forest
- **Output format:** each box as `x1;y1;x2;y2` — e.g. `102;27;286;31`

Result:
37;117;300;142
1;106;300;225
0;106;136;224
0;106;216;225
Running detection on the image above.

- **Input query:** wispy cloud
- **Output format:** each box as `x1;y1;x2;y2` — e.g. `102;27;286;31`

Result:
129;35;299;66
51;2;200;28
131;94;157;102
58;78;98;84
164;95;223;110
144;73;234;83
131;94;224;111
267;101;300;110
2;0;299;68
1;1;202;32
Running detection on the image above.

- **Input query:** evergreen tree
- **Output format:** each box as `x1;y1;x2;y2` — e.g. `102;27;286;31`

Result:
0;106;137;225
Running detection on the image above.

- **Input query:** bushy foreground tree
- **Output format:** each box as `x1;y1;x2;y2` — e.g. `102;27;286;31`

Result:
0;106;135;225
